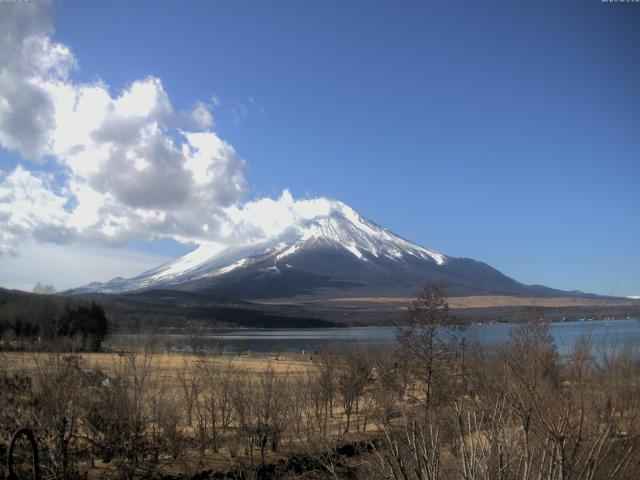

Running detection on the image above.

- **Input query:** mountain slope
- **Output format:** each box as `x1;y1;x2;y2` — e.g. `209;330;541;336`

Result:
74;202;577;299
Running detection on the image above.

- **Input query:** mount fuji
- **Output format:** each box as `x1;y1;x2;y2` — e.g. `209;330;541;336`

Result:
74;202;573;300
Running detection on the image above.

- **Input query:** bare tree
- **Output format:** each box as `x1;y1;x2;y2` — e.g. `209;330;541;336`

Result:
183;319;207;355
373;410;441;480
397;283;452;413
177;358;202;427
372;346;405;424
317;349;338;428
336;346;372;433
254;367;290;463
197;357;234;453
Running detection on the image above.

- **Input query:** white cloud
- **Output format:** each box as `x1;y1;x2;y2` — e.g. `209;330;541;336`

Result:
224;190;334;240
113;77;172;118
0;2;343;289
0;1;246;252
0;166;74;250
189;102;215;129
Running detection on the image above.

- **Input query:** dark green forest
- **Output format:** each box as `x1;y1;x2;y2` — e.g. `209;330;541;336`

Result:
0;290;108;351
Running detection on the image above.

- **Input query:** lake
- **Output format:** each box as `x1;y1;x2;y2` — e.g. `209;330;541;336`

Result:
111;318;640;356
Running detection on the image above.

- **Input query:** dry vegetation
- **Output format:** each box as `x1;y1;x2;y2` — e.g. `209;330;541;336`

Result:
1;284;639;480
324;296;637;309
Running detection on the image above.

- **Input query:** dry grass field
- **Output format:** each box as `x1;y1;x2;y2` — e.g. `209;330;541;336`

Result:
0;350;315;377
0;349;379;478
324;295;637;309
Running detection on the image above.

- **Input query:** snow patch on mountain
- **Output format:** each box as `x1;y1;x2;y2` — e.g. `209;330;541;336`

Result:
276;244;300;261
213;257;250;276
147;242;225;281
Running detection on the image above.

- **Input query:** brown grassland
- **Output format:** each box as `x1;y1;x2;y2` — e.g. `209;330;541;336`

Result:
324;295;636;309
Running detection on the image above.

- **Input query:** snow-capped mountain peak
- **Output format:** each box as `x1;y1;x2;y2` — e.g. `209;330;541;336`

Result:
71;199;597;300
75;201;447;294
286;201;445;264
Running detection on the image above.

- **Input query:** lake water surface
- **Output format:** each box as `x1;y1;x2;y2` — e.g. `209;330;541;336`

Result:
117;318;640;355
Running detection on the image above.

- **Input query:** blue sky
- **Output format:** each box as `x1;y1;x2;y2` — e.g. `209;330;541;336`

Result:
0;0;638;295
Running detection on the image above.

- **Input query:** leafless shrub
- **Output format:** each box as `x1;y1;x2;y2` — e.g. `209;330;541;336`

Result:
177;358;202;428
80;349;159;479
0;362;35;475
31;355;85;480
460;318;640;480
372;408;441;480
372;347;405;424
195;356;234;453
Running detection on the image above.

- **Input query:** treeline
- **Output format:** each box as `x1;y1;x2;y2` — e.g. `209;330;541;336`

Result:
0;284;639;480
0;290;108;351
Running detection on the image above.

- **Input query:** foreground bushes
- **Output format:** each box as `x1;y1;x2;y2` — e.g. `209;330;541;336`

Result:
0;286;639;479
